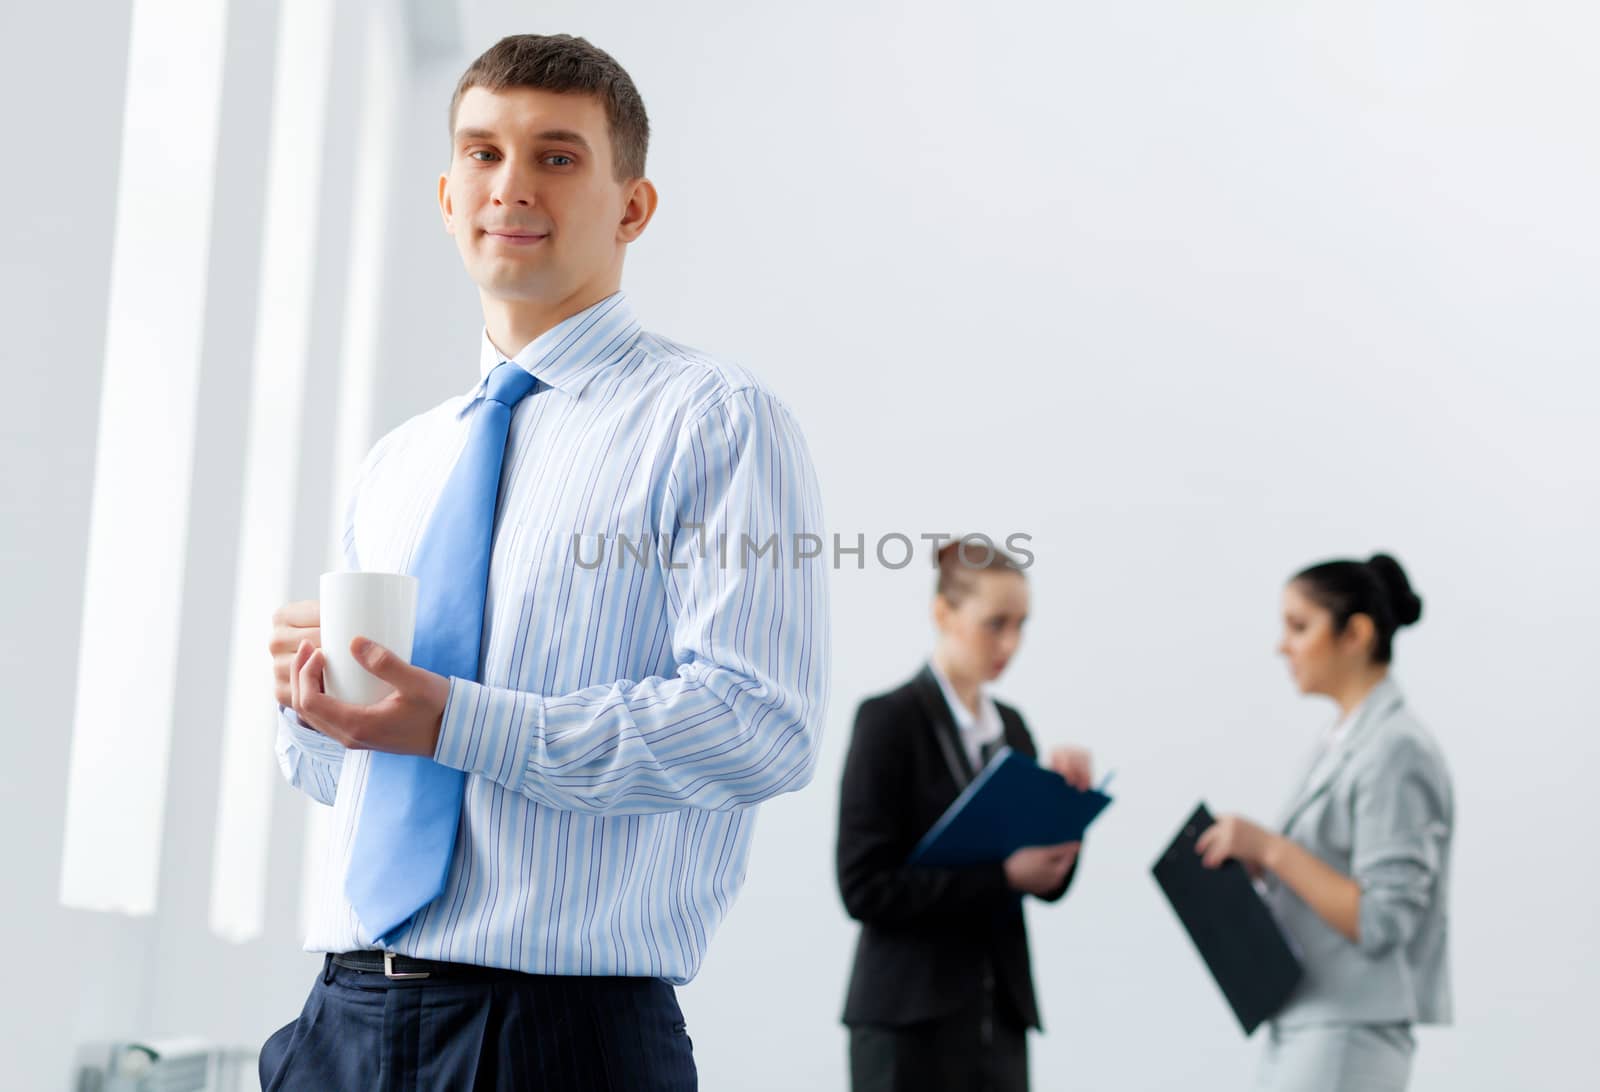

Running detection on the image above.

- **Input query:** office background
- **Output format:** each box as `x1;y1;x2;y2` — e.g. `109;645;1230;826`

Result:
2;0;1595;1088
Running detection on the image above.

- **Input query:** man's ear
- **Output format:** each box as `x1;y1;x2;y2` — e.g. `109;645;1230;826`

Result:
438;173;455;234
616;177;659;243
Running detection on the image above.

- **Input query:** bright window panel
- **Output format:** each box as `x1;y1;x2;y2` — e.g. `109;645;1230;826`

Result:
59;0;230;916
209;0;337;942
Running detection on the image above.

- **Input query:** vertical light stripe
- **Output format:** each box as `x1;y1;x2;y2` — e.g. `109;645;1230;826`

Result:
210;0;336;942
329;0;400;499
59;0;230;915
301;0;403;939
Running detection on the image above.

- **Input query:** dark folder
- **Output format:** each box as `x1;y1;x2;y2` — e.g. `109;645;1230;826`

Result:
1151;803;1303;1035
909;748;1113;867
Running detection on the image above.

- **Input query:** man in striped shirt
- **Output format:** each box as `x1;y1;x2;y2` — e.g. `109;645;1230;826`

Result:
262;34;829;1091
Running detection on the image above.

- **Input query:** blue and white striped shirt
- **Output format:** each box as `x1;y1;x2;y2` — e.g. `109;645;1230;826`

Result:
276;292;830;983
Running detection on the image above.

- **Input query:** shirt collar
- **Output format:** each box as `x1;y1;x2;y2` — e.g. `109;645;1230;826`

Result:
461;291;640;414
1327;701;1362;748
1326;674;1403;747
928;659;1003;743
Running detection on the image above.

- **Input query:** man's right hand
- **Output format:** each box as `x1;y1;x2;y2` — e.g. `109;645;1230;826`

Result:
271;600;321;707
1003;841;1080;897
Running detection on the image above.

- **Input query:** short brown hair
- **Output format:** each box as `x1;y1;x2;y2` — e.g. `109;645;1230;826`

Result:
935;537;1025;606
449;34;650;181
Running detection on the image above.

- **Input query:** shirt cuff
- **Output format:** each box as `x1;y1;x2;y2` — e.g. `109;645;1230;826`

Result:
433;676;545;791
278;703;346;762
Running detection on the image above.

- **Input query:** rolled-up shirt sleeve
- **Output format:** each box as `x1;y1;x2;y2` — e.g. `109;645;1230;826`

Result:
271;432;395;806
434;386;830;815
1352;736;1450;957
275;705;345;805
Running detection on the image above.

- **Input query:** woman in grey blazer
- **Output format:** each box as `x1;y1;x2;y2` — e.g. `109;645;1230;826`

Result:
1196;553;1452;1092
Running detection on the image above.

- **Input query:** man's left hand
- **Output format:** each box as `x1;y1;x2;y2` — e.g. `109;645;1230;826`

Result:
290;637;450;757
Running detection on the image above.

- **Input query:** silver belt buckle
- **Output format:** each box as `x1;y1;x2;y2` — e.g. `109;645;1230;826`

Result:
383;951;430;980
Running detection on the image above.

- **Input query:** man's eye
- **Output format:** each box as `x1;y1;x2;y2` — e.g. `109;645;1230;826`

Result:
469;150;498;162
546;154;575;167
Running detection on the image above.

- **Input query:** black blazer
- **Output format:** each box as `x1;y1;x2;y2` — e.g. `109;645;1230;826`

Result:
836;666;1076;1031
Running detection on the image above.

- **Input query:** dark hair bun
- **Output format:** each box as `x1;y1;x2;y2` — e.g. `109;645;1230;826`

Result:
1366;553;1423;627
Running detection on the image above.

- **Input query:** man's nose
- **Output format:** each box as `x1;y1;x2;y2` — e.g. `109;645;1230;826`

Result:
491;160;537;207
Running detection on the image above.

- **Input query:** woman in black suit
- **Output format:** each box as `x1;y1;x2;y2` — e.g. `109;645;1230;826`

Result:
836;539;1092;1092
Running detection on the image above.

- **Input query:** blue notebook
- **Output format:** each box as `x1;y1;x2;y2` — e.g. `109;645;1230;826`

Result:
909;747;1114;867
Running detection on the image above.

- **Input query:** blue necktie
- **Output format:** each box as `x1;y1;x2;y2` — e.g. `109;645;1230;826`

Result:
345;361;540;943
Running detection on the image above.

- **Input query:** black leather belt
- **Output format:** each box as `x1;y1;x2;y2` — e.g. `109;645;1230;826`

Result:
330;950;523;982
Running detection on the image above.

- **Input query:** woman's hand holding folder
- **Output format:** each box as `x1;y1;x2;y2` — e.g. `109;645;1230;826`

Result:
1000;745;1091;896
1003;841;1080;896
1195;814;1275;880
1046;746;1094;792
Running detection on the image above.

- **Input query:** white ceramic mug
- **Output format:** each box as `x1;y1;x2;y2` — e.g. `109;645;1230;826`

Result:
318;571;419;705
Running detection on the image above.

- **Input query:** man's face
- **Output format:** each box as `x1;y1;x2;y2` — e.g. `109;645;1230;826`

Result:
439;85;637;307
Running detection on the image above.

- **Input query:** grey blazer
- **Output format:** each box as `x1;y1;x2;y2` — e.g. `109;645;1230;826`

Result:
1265;676;1454;1027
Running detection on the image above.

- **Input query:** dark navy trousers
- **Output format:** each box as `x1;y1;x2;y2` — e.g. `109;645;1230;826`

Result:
260;956;697;1091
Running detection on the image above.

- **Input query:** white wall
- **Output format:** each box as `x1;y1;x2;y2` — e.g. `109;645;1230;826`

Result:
3;1;1596;1089
449;3;1592;1090
0;1;146;1085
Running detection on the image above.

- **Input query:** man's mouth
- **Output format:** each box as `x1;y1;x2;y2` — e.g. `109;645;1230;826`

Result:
484;229;549;245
